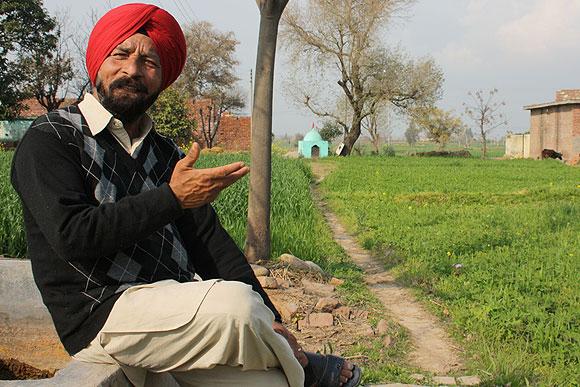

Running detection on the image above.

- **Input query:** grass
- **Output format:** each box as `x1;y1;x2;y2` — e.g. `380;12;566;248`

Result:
318;156;580;386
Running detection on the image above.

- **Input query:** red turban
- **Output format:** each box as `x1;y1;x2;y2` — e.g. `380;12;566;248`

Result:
86;3;186;91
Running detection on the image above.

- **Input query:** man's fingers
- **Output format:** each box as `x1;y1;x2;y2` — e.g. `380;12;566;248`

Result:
207;161;247;178
181;142;200;168
218;167;250;188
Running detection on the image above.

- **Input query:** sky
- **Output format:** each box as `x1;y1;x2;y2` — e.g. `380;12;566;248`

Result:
44;0;580;138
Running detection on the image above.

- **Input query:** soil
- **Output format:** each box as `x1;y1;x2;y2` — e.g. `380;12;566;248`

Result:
0;323;70;371
310;161;464;374
262;263;379;363
0;357;54;380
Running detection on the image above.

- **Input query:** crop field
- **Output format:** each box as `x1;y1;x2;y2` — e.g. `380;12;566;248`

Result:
0;150;348;270
0;151;25;257
318;156;579;385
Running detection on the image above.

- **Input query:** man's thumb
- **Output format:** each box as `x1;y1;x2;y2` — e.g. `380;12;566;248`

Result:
182;142;200;168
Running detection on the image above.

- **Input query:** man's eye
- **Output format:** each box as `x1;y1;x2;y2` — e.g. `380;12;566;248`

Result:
146;59;159;67
112;52;128;58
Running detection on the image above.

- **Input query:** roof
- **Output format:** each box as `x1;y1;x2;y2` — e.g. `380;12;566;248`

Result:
524;99;580;110
18;98;77;118
303;129;323;142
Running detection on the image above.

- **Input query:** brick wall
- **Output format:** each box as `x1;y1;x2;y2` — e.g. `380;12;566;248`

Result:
529;104;580;163
216;114;251;151
188;99;251;151
555;89;580;102
18;98;76;118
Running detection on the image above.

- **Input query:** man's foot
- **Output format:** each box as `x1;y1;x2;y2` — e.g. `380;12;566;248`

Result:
303;352;361;387
338;360;355;386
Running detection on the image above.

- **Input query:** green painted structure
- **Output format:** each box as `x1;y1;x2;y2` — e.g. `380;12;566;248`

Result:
0;120;33;144
298;129;329;158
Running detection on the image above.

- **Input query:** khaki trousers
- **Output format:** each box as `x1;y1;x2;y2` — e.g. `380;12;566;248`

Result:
74;279;304;387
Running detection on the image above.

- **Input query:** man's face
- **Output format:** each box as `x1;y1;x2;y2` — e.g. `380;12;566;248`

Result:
94;33;163;124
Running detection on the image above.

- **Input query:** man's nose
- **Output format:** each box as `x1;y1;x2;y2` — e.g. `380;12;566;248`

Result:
121;56;143;78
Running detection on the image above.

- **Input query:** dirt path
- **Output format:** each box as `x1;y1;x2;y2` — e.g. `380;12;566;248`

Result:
310;161;463;374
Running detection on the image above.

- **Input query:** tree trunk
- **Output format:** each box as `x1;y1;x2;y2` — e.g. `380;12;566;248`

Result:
482;133;487;158
340;118;362;156
245;7;285;262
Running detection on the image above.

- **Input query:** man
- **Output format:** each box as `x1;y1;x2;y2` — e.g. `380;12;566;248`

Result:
11;4;360;387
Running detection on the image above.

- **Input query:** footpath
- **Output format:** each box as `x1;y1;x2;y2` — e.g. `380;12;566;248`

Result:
310;162;481;386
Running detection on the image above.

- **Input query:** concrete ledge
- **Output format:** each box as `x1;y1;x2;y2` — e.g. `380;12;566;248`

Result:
0;258;131;386
0;361;129;386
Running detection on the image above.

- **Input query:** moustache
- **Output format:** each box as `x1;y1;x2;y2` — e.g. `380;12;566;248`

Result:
109;78;148;94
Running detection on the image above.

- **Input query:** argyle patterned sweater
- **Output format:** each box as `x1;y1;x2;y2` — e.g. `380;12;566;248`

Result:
11;105;281;355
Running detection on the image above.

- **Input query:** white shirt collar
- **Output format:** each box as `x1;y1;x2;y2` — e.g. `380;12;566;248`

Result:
78;93;153;156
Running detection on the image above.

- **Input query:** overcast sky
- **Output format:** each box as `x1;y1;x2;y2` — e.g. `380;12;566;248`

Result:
44;0;580;138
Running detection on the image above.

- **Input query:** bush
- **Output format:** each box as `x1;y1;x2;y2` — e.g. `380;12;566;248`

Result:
382;145;396;157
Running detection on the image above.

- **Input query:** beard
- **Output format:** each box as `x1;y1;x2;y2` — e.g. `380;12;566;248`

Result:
96;77;160;125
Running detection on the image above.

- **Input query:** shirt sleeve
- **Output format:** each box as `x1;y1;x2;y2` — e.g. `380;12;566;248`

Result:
176;204;283;323
11;120;183;265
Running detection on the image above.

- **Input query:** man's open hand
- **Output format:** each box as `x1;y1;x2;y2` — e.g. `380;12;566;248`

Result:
169;143;249;208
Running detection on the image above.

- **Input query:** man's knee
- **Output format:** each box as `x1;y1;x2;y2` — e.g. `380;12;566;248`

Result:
203;281;271;325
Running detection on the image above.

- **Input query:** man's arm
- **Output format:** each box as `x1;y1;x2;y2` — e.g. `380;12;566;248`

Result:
177;204;283;322
11;122;183;264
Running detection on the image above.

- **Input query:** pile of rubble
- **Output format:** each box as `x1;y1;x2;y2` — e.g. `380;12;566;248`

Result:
251;254;392;356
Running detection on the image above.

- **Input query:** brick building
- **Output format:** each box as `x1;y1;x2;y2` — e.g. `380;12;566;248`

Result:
524;89;580;164
18;98;76;119
188;99;251;151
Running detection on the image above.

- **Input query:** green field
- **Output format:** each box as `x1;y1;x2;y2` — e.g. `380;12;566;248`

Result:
318;156;579;385
1;151;349;269
0;151;26;257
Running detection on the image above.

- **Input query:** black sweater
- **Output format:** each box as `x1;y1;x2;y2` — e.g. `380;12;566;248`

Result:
11;105;280;355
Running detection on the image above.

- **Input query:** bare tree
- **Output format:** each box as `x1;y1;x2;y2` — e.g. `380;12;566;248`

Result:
363;102;392;154
69;9;100;101
20;11;74;113
245;0;289;263
177;21;244;148
463;88;507;158
281;0;443;155
197;90;244;148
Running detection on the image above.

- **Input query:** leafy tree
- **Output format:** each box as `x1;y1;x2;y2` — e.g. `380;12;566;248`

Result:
149;86;196;147
412;107;465;150
463;88;507;158
319;120;342;142
0;0;57;119
176;21;244;148
281;0;443;155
